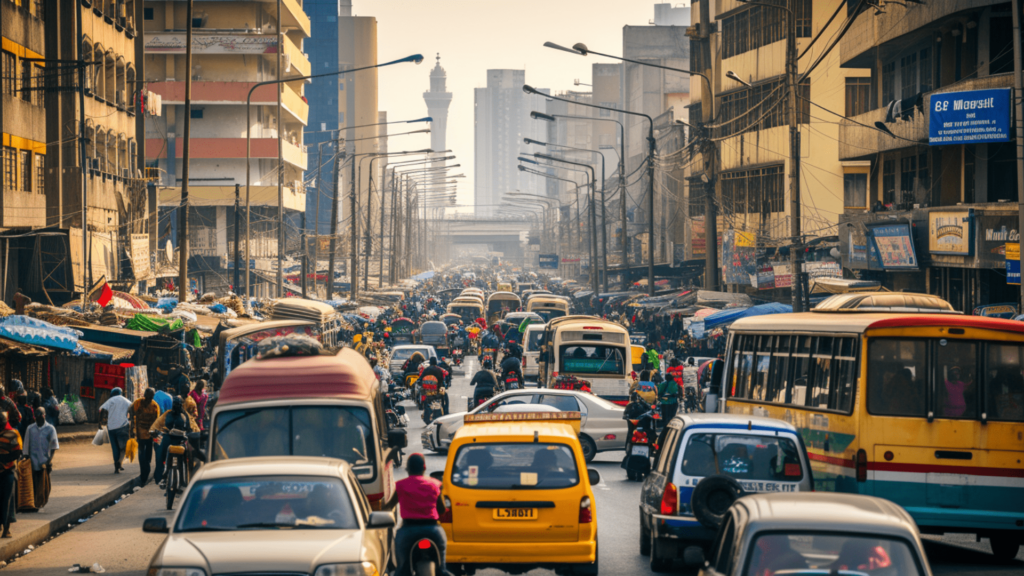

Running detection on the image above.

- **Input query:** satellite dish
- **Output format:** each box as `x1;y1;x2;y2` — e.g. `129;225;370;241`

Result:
165;240;174;263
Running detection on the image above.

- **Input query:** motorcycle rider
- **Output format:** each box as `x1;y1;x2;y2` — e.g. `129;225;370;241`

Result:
402;351;426;384
499;341;524;390
437;357;454;414
479;329;499;361
150;396;200;490
394;453;453;576
469;360;499;408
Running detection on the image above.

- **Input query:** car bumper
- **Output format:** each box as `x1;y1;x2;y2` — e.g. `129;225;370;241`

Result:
446;540;596;564
651;513;717;543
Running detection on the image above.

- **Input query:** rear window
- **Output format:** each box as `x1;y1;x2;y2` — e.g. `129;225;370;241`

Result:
421;324;446;335
743;533;924;576
213;406;376;480
451;443;579;490
679;432;803;483
559;344;626;375
392;348;429;362
526;330;543;352
536;309;566;322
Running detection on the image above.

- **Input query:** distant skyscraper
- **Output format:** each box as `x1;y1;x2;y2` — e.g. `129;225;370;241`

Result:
423;55;452;172
474;70;548;217
304;0;341;235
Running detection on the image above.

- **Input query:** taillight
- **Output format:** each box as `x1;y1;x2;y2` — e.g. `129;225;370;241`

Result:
660;482;678;515
579;496;593;523
856;449;868;482
440;496;452;523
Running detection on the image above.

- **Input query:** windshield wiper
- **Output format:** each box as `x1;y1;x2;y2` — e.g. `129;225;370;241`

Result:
235;522;296;529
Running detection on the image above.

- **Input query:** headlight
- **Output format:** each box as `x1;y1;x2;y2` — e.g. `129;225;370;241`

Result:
314;562;378;576
148;569;206;576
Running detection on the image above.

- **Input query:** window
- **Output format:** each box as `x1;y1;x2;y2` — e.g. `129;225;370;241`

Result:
881;61;895;104
1;51;15;96
2;148;16;192
935;340;977;420
143;7;153;20
538;394;579;412
93;44;105;99
919;47;933;92
558;345;625;375
450;443;580;489
900;53;917;100
845;77;871;117
712;515;737;575
190;108;203;119
867;339;927;417
718;78;807;139
81;39;93;93
104;51;116;103
681;432;804;481
721;166;784;215
900;155;917;200
20;58;33;103
917;151;930;196
35;153;45;193
882;158;896;204
745;534;925;576
985;344;1024;422
844;173;867;209
19;150;31;192
722;0;811;59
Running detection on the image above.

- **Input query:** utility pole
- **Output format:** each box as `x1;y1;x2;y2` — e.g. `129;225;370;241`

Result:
75;2;89;307
233;183;240;292
350;151;359;300
301;211;307;298
379;168;390;288
327;143;344;299
1014;0;1024;307
178;0;194;303
786;0;804;311
313;142;323;297
698;0;718;292
276;0;284;297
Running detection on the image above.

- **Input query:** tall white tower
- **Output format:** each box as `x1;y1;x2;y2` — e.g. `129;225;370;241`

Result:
423;54;453;173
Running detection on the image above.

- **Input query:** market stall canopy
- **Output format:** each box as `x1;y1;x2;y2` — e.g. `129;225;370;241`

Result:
696;290;753;308
0;336;52;356
0;315;83;352
411;270;435;282
79;340;134;362
704;302;793;330
267;298;339;324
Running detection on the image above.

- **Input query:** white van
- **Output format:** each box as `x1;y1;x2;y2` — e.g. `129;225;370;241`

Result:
522;322;546;383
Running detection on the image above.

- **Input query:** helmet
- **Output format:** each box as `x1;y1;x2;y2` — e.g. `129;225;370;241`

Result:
483;360;493;370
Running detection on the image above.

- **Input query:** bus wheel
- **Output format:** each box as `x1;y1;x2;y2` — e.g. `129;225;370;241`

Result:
990;535;1021;561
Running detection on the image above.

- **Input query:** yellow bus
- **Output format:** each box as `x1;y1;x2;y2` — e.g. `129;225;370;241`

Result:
539;316;631;405
485;291;521;324
721;295;1024;559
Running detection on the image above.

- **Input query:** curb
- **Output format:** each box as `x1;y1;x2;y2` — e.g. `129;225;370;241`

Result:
0;476;140;563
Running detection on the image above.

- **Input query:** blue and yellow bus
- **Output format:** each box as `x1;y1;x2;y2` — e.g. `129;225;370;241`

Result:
721;295;1024;559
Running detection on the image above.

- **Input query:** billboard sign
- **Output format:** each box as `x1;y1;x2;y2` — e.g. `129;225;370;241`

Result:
538;254;559;269
868;222;918;270
929;88;1011;145
928;210;973;256
145;34;279;54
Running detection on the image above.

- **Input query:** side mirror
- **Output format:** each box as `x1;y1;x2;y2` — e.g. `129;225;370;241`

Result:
388;428;408;449
683;545;705;566
587;469;600;485
142;517;169;533
367;511;396;529
430;470;444;481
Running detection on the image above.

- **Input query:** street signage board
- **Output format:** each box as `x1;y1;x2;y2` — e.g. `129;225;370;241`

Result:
928;210;973;256
929;88;1011;145
538;254;559;269
1006;242;1020;285
867;222;918;270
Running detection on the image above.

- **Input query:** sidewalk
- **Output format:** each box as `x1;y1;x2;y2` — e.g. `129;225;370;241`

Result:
0;437;141;564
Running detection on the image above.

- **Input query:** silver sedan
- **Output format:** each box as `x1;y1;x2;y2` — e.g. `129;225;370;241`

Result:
421;388;627;462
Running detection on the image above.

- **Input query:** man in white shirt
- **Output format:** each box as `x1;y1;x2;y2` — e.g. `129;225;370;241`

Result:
23;407;58;509
99;388;132;474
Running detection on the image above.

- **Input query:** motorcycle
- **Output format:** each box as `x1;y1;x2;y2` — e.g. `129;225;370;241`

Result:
419;375;446;424
623;408;659;482
684;387;701;413
451;347;464;367
384;384;409;429
501;369;523;391
162;427;193;509
480;347;497;365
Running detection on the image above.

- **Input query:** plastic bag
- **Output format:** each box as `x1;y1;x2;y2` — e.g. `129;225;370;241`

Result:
69;394;87;424
58;399;75;425
92;427;108;446
124;438;138;462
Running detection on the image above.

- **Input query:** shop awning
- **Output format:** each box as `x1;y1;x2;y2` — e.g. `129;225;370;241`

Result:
704;302;793;330
79;340;134;362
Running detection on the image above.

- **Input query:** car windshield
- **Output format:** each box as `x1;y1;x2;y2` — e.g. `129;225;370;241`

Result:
744;533;923;576
213;407;375;479
176;476;358;532
681;433;803;482
559;345;625;375
451;443;579;490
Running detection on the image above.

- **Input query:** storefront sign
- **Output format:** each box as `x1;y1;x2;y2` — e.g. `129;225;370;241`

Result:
755;264;775;290
928;210;973;256
978;214;1019;267
806;261;843;280
772;263;792;289
130;233;152;281
867;222;918;270
723;230;757;285
538;254;559;269
1006;242;1019;285
145;34;279;54
929;88;1011;145
973;303;1018;318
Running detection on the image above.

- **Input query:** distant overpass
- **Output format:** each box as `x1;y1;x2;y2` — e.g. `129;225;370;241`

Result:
426;217;531;261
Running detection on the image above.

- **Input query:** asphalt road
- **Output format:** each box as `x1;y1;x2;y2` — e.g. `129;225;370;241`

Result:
9;356;1021;575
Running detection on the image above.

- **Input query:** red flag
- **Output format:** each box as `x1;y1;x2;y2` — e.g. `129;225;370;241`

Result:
97;282;113;306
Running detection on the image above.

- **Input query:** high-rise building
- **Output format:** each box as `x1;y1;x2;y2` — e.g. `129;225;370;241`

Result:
144;1;310;296
303;0;341;236
423;54;452;171
474;69;547;217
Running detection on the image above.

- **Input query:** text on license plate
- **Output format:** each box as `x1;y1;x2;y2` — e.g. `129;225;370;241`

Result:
631;445;650;457
492;508;537;520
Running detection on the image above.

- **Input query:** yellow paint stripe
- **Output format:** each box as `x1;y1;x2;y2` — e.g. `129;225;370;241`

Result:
1;133;46;154
1;38;44;62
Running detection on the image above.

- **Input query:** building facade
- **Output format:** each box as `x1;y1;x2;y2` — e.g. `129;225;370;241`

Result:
303;0;341;237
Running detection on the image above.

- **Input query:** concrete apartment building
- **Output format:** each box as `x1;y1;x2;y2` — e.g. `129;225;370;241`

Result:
144;0;310;296
303;0;342;237
683;0;867;293
836;1;1021;311
474;69;548;218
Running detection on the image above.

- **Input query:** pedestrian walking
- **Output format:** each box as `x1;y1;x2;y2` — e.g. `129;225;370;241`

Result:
188;381;208;430
0;412;21;538
153;385;173;413
41;388;59;427
99;388;132;474
22;407;57;509
15;394;32;439
656;368;681;424
0;386;20;431
131;388;160;486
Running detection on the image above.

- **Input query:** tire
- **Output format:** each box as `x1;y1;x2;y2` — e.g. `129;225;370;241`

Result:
990;535;1021;561
650;531;672;572
165;466;177;510
413;560;436;576
691;475;745;531
639;519;651;556
580;435;598;463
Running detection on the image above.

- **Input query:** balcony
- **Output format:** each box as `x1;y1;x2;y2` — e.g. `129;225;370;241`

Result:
148;81;307;124
155;184;306;211
144;137;307;170
839;73;1013;161
271;0;311;38
143;31;309;79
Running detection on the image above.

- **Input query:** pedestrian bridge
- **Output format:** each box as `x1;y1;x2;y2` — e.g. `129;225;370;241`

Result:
428;217;530;244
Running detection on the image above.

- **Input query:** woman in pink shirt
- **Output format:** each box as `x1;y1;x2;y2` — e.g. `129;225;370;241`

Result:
394;453;453;576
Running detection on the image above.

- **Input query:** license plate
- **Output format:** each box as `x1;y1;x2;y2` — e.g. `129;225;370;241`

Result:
492;508;537;520
631;445;650;457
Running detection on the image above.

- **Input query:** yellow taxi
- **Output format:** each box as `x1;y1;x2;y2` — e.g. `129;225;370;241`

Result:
437;412;600;575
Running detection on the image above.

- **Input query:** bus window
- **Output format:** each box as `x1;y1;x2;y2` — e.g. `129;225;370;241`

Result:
808;337;834;410
791;336;813;406
867;339;927;417
935;340;977;419
732;335;754;399
559;345;625;375
986;343;1024;422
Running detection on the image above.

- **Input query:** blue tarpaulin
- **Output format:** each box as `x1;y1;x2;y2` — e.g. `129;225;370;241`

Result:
411;270;435;282
704;303;793;330
0;315;85;353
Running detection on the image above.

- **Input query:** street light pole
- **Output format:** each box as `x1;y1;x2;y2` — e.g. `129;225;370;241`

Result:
519;165;585;278
532;153;598;298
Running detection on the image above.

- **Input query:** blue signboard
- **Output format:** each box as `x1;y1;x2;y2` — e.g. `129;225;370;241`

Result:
929;88;1011;145
867;222;918;270
538;254;559;269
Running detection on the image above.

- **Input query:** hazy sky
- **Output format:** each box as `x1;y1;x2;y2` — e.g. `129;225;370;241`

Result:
352;0;659;212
